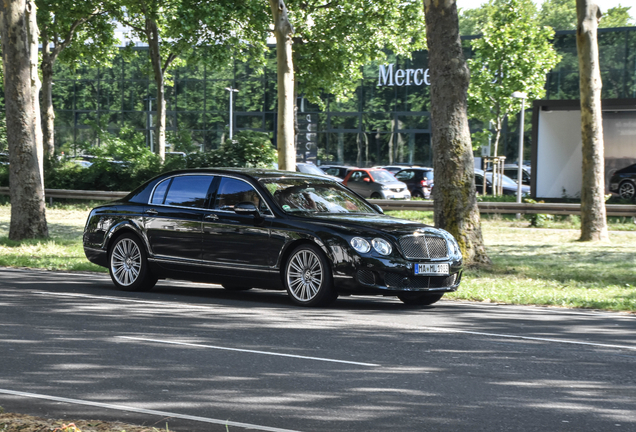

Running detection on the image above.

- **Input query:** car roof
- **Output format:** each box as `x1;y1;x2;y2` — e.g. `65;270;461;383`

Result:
153;167;334;182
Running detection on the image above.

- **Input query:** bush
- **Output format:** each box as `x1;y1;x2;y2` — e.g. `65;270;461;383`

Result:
1;130;278;191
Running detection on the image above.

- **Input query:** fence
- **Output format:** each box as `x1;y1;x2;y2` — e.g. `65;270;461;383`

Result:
1;187;635;217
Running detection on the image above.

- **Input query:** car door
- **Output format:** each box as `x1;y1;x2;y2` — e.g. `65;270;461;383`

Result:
201;176;274;271
345;170;372;197
144;174;214;262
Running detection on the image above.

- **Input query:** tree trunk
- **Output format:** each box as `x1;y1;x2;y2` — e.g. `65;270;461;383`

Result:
270;0;295;171
26;0;43;185
147;18;166;161
0;0;48;240
576;0;608;242
423;0;490;266
40;27;56;158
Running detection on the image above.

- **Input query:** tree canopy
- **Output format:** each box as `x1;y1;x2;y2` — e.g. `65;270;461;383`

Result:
467;0;561;157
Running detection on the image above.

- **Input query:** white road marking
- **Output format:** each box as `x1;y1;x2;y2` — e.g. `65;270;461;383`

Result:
116;336;380;367
0;388;303;432
429;327;636;351
30;291;636;352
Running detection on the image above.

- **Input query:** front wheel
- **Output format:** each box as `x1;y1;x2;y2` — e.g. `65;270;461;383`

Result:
618;181;636;200
398;292;444;306
108;233;157;292
284;244;338;307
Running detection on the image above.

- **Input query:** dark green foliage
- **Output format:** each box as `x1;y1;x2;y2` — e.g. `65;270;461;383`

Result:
19;129;278;191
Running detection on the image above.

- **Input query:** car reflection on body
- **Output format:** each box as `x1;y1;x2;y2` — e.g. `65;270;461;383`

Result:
83;168;462;306
343;168;411;200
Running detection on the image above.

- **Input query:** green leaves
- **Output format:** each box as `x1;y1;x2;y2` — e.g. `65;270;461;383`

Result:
467;0;561;155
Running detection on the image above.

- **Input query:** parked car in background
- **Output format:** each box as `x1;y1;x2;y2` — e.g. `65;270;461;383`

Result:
320;165;357;179
296;162;342;182
395;167;434;199
83;168;462;306
609;162;636;200
343;168;411;200
378;164;420;174
0;152;9;165
475;168;530;196
491;164;531;186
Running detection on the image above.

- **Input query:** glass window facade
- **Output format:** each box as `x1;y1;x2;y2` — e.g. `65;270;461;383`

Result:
33;28;636;166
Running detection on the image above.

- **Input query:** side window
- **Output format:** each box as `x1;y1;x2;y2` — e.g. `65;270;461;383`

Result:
214;177;271;215
475;174;484;187
395;170;414;181
164;175;214;208
324;168;338;176
151;178;172;204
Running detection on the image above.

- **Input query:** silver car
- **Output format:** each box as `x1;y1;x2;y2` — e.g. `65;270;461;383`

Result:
344;169;411;200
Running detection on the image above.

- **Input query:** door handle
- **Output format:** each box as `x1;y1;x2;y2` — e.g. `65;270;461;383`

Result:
204;214;219;221
144;208;158;215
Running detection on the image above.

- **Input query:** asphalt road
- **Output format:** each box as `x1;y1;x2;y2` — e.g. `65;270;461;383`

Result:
1;267;635;432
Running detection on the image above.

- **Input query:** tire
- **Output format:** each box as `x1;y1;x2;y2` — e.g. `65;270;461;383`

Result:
108;233;157;292
398;292;444;306
618;181;636;200
370;192;382;199
284;244;338;307
412;190;424;198
222;285;252;291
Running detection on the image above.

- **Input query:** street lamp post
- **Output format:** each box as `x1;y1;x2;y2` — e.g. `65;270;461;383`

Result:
512;91;527;207
225;87;239;140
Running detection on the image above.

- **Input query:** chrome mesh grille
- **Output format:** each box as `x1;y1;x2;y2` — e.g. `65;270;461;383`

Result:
399;235;448;259
357;270;376;285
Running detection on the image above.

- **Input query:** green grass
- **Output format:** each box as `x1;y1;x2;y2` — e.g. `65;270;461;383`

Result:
1;204;635;311
0;204;105;273
387;210;636;312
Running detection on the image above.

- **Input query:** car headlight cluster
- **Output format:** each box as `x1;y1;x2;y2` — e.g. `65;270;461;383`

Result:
350;237;392;255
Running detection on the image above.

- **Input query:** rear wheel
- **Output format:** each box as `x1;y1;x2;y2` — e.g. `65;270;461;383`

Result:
398;292;444;306
618;181;636;200
412;190;423;198
284;244;338;307
108;233;157;292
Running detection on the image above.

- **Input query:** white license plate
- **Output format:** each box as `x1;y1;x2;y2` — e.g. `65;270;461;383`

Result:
415;263;449;275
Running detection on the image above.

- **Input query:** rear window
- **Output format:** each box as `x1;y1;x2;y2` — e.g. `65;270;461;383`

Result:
160;175;214;208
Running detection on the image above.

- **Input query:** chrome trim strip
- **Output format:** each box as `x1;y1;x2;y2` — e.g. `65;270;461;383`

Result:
148;256;277;272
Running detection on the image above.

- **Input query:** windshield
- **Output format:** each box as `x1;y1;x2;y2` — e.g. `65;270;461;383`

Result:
298;164;326;175
370;170;398;183
486;172;518;188
260;178;378;215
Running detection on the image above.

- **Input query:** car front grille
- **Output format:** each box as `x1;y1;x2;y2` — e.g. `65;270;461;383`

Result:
399;234;448;259
390;187;405;193
357;269;376;285
385;273;457;289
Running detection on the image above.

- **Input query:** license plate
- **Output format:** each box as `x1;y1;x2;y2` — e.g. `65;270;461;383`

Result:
415;263;449;275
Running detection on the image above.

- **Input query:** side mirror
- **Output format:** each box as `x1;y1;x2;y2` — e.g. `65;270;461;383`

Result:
363;177;371;183
234;202;260;216
371;204;384;214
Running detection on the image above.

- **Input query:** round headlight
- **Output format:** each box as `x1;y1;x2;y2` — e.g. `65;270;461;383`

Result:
372;238;392;255
350;237;371;253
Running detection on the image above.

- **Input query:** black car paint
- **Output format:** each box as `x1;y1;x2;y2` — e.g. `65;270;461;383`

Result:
609;163;636;200
84;168;462;298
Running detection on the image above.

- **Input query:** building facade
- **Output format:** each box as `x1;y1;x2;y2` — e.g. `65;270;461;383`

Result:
48;27;636;167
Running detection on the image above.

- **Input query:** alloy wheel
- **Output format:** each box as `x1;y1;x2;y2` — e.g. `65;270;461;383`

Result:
110;238;142;287
287;249;323;302
619;182;636;200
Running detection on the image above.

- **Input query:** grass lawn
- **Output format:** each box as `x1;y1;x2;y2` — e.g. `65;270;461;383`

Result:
1;204;635;312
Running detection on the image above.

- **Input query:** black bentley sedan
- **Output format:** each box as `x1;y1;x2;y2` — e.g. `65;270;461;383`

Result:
83;168;463;306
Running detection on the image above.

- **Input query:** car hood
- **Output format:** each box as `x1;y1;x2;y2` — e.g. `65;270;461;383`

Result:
304;213;439;238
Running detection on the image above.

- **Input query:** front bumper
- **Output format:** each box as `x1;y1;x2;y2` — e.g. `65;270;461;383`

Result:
380;190;411;200
333;255;463;295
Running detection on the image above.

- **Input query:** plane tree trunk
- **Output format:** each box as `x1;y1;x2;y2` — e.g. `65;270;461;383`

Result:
270;0;295;171
423;0;490;265
0;0;48;240
576;0;608;242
